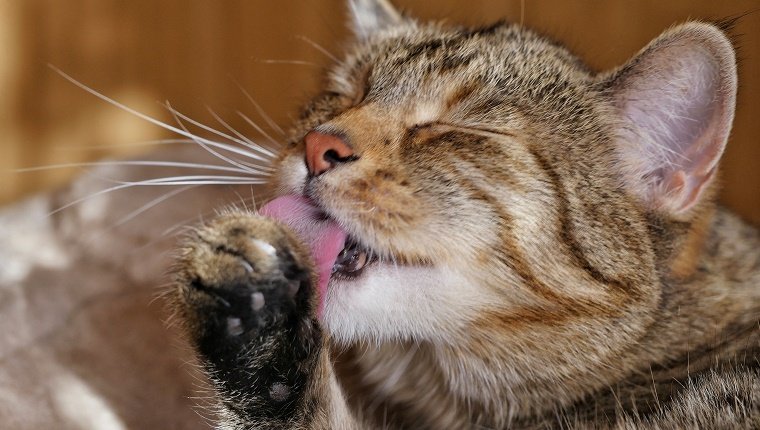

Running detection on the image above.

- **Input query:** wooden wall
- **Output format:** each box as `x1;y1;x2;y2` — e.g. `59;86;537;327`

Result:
1;0;758;223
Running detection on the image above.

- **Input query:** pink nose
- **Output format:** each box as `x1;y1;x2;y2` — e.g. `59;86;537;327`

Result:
304;131;356;176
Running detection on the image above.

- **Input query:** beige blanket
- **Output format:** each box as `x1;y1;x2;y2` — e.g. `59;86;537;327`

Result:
0;147;250;429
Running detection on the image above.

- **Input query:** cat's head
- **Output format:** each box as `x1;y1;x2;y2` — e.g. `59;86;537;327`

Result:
272;0;736;401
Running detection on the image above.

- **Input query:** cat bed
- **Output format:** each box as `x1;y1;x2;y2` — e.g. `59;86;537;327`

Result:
0;147;239;429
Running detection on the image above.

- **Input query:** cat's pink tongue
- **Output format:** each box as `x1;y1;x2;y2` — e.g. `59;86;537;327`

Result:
259;195;346;316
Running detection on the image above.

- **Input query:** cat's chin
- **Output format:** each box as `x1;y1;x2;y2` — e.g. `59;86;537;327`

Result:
320;261;490;345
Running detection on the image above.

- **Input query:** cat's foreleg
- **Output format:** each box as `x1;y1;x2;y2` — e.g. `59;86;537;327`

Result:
172;213;358;430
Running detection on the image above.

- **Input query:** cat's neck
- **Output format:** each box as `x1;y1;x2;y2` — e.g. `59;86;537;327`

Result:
701;207;760;294
663;206;760;345
592;207;754;372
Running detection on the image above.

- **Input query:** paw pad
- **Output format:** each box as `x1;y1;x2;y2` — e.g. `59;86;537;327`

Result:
226;317;244;336
251;292;265;311
268;382;290;402
287;280;300;298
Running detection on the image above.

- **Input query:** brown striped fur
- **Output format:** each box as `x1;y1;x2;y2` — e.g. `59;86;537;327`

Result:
174;1;760;428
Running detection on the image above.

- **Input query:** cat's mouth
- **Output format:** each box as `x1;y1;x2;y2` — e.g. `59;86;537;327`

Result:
258;195;378;314
332;236;376;280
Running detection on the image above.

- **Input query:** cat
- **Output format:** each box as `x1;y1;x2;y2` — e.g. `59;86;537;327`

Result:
171;0;760;428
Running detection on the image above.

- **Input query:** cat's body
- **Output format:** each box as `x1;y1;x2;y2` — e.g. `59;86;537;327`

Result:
38;1;750;429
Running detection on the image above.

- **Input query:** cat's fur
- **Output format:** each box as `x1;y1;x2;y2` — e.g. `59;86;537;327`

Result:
172;1;760;428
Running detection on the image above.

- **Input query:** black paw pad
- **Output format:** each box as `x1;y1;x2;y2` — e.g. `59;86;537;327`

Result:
174;214;323;423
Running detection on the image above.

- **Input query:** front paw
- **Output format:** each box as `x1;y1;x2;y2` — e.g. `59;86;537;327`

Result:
172;212;322;421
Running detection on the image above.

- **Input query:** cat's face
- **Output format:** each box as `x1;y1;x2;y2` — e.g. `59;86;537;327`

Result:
271;1;737;386
275;18;640;346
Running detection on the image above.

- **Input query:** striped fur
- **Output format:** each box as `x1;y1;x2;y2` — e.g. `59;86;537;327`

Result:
174;2;760;428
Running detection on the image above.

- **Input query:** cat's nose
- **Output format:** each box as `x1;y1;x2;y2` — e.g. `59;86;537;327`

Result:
304;131;356;176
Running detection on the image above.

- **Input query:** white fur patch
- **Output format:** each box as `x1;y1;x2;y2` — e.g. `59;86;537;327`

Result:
276;155;309;196
323;264;491;343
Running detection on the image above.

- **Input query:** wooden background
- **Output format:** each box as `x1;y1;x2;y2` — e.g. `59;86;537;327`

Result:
1;0;758;223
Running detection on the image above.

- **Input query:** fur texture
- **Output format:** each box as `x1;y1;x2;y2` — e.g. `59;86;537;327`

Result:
172;1;760;428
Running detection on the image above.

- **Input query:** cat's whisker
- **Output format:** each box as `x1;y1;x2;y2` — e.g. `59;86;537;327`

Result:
49;65;271;168
226;187;274;215
51;138;194;151
163;103;272;163
46;183;157;217
14;160;253;175
113;185;196;227
49;64;278;208
199;142;275;170
114;175;269;186
162;219;199;238
229;189;251;213
236;111;282;149
165;102;271;175
51;137;277;169
46;177;264;217
231;78;286;136
124;217;204;256
249;186;260;212
295;35;339;63
206;106;279;159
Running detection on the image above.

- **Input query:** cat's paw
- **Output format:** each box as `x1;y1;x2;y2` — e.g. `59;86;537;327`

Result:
172;212;322;419
174;212;315;340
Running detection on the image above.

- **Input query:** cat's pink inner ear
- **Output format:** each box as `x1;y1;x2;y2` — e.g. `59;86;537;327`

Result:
608;23;737;215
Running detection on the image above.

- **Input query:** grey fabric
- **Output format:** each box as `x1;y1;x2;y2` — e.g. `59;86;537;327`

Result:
0;147;250;429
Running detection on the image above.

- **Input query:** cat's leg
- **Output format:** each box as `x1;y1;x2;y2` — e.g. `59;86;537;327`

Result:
172;213;359;430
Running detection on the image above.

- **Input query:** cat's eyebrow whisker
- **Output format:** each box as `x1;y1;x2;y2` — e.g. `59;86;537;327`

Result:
14;160;254;175
163;103;272;163
231;78;286;137
206;106;279;159
295;35;339;63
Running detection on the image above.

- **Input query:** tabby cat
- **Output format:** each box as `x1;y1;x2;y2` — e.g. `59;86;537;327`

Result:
172;0;760;428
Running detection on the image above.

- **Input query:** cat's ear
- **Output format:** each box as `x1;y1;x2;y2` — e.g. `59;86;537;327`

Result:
348;0;403;38
604;22;737;215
